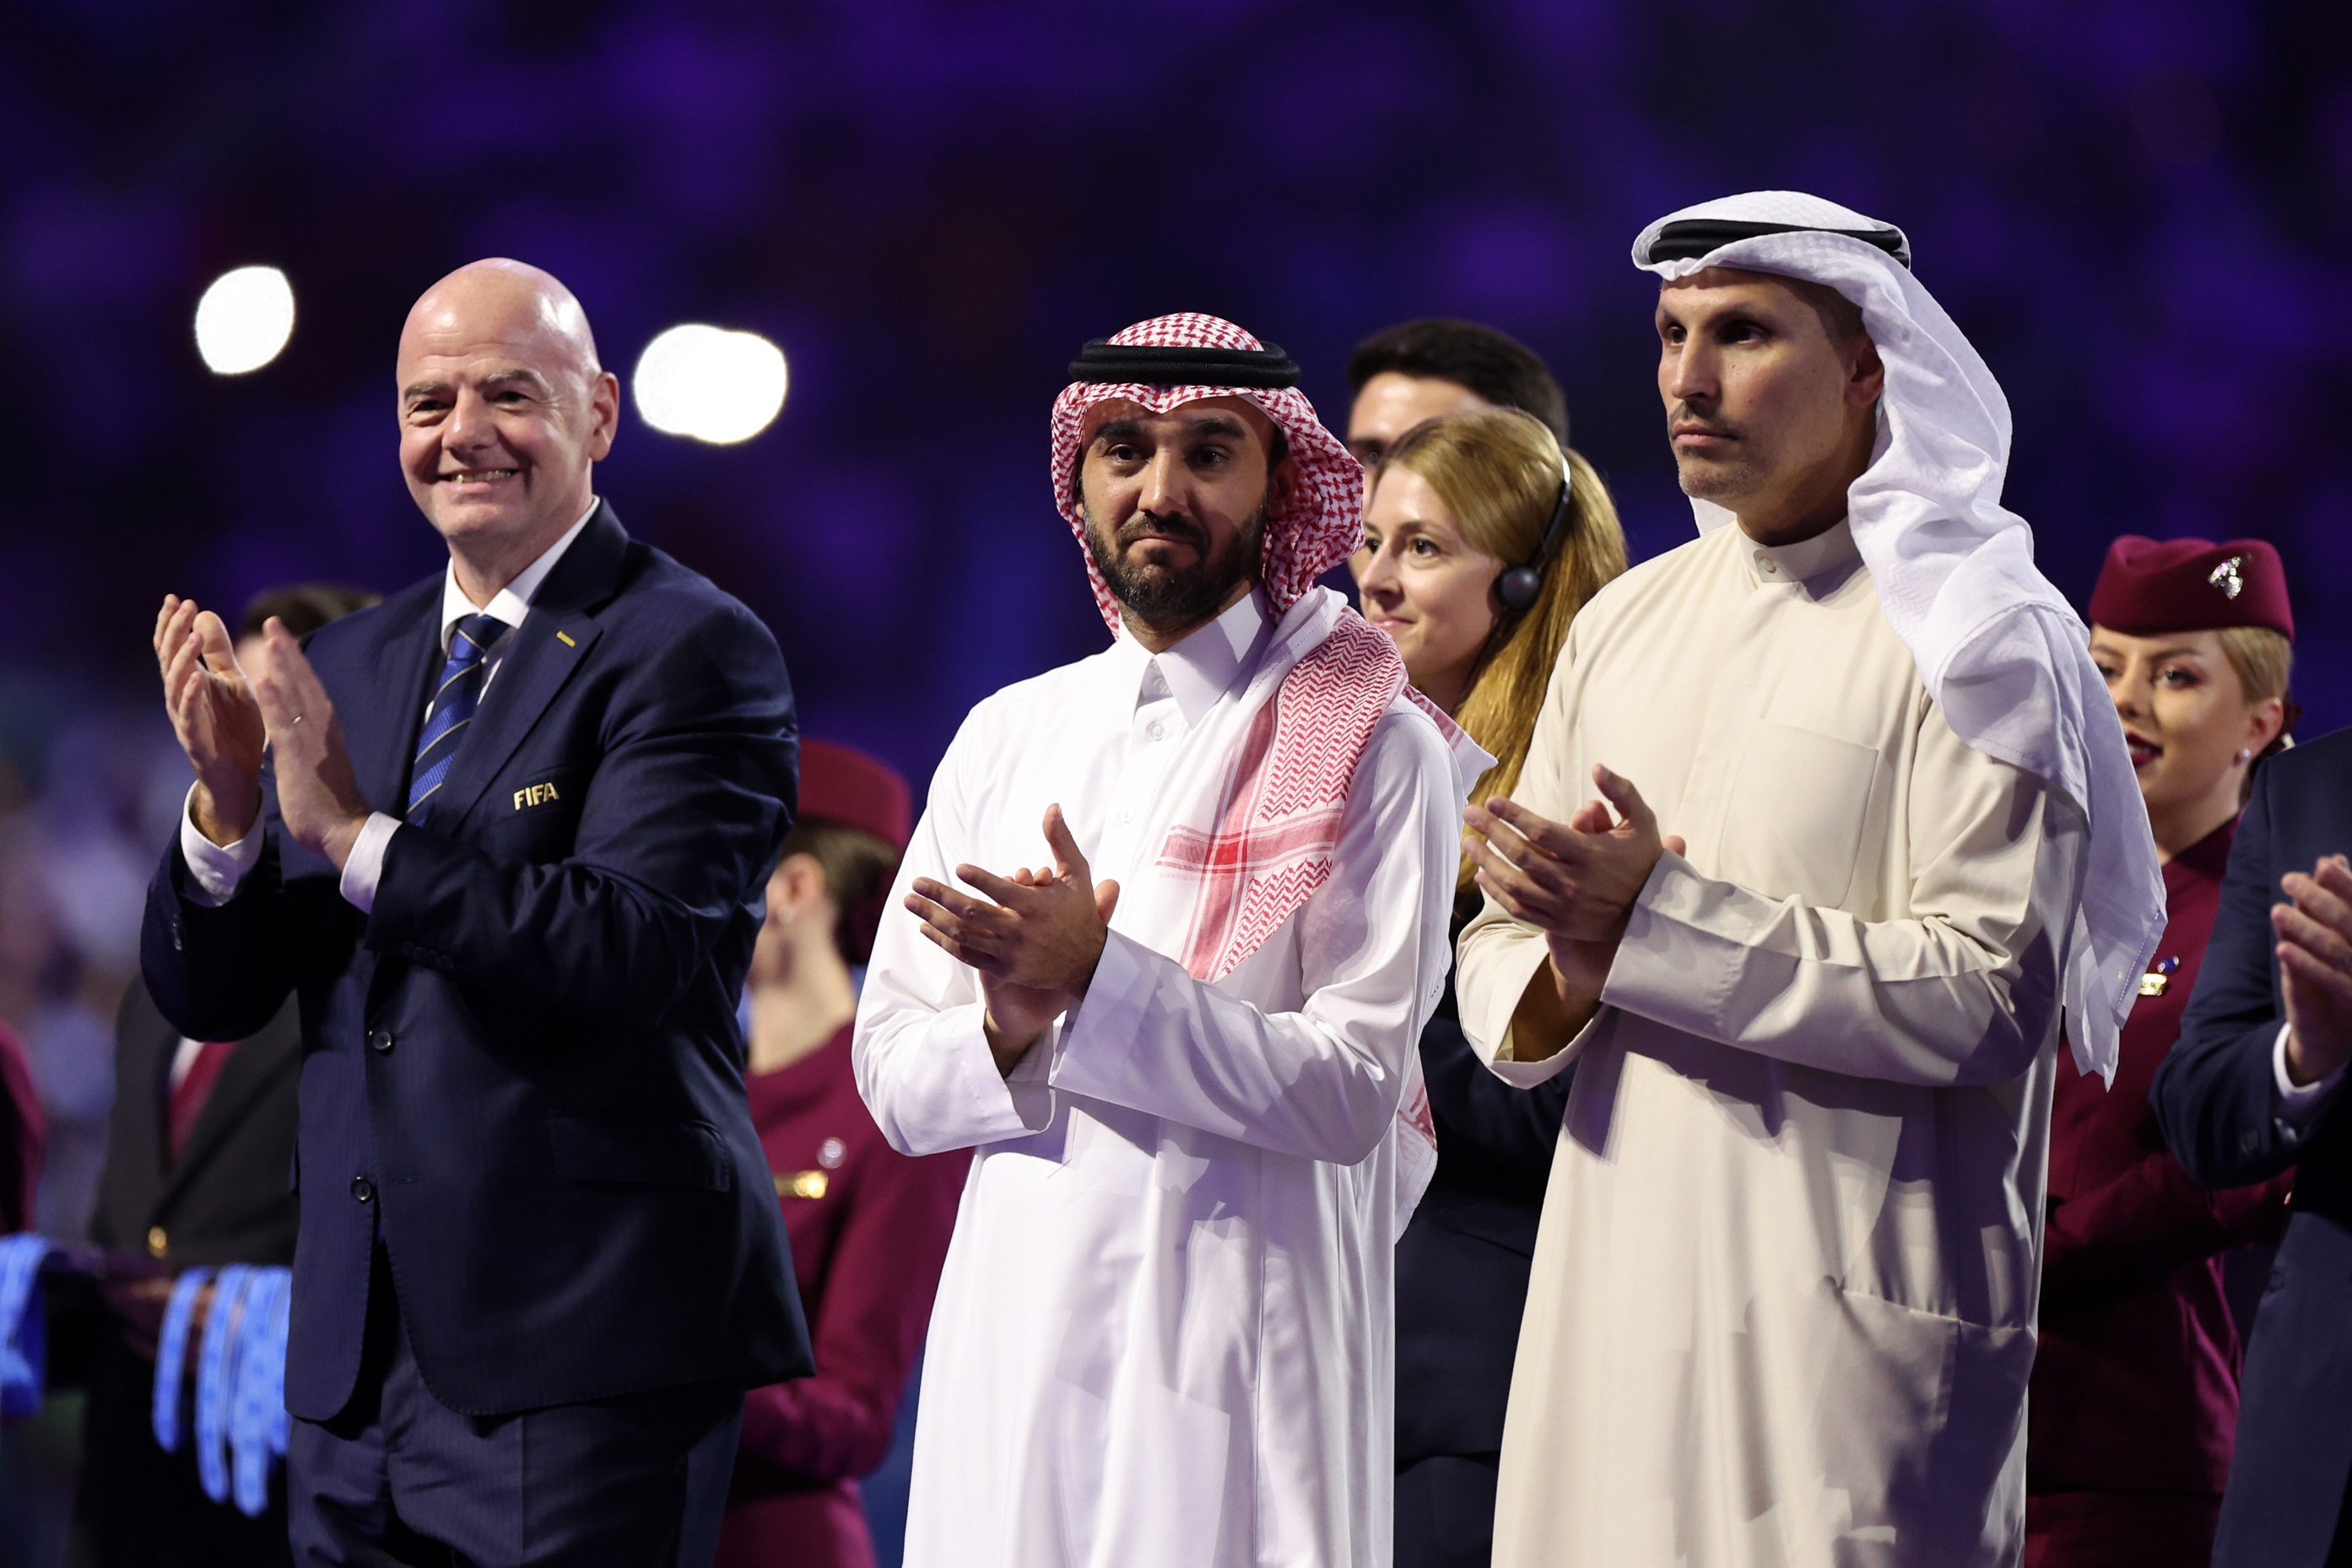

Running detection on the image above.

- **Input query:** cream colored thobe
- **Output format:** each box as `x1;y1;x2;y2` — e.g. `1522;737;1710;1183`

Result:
1457;519;2085;1568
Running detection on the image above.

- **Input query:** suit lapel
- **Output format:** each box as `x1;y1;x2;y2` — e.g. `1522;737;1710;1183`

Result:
155;1008;300;1208
430;504;627;831
120;1004;173;1203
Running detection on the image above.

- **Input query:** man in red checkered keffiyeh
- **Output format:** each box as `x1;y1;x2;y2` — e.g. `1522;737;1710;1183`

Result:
854;313;1489;1567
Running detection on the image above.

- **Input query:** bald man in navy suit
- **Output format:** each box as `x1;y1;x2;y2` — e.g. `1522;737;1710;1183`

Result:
143;260;810;1567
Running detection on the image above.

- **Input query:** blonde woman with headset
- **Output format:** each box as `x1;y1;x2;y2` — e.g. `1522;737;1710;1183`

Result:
1351;407;1626;1568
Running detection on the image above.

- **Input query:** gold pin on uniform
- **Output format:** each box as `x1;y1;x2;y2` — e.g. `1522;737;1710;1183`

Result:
512;781;561;811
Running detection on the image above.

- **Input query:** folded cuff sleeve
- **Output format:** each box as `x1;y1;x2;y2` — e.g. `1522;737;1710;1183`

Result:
337;813;401;914
179;785;263;907
2273;1021;2345;1117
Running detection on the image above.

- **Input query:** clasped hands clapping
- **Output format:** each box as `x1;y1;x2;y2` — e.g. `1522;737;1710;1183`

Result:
1460;765;2352;1087
905;767;1687;1073
154;595;373;870
906;803;1121;1076
1462;764;1685;1044
2275;855;2352;1086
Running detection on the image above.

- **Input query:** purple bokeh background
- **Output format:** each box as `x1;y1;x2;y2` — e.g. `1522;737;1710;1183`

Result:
0;3;2347;1559
5;0;2347;787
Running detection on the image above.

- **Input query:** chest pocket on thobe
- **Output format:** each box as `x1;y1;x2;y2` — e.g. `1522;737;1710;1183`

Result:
1719;721;1882;909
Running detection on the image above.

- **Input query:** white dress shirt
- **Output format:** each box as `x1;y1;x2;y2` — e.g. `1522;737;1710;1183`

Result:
856;589;1459;1568
180;501;598;913
2273;1022;2345;1113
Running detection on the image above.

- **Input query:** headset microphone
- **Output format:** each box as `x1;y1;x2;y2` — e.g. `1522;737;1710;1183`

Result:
1495;475;1572;613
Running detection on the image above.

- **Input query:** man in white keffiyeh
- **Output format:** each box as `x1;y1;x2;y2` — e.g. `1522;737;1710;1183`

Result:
853;314;1484;1568
1455;193;2160;1568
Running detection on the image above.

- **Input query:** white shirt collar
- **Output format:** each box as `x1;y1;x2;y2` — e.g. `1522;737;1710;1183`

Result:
1120;589;1270;727
1742;516;1860;589
437;500;599;652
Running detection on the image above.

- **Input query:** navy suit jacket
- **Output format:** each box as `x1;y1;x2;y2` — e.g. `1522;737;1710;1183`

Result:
2154;728;2352;1566
140;503;814;1422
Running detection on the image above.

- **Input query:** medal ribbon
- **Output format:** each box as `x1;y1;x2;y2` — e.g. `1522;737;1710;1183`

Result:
0;1234;55;1419
152;1264;215;1450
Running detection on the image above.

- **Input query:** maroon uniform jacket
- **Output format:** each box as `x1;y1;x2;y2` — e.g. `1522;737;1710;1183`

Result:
718;1025;966;1568
2027;823;2294;1562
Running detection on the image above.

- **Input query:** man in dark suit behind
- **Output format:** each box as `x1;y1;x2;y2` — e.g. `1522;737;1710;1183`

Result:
72;585;373;1568
73;987;301;1565
141;259;810;1567
2155;728;2352;1566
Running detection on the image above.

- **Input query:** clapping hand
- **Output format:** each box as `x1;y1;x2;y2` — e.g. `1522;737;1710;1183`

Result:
1462;764;1685;1054
154;597;265;846
2277;855;2352;1085
906;804;1121;1075
244;619;372;870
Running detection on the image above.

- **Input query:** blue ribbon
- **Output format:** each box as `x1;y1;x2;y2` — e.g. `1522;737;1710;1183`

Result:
5;1243;295;1511
152;1265;215;1452
154;1263;294;1511
192;1263;255;1504
228;1268;290;1516
0;1234;55;1419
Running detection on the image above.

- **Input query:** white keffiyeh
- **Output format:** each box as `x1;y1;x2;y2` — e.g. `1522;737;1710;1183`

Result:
1632;191;2163;1083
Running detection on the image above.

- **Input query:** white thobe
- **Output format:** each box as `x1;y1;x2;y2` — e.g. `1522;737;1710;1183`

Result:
1457;521;2086;1568
857;591;1459;1568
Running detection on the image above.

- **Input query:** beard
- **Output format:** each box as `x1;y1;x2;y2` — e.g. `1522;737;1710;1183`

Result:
1666;404;1762;505
1673;447;1765;505
1084;497;1268;630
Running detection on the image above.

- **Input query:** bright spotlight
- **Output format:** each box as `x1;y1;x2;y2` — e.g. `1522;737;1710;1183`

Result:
633;325;788;445
193;265;295;376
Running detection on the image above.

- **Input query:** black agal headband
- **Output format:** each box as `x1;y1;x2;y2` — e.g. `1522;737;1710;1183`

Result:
1644;218;1911;271
1068;339;1301;389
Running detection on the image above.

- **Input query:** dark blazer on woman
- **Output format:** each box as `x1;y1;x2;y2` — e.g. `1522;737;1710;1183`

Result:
1394;957;1574;1568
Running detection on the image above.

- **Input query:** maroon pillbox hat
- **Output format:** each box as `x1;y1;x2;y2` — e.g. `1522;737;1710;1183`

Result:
2088;535;2293;641
797;738;912;852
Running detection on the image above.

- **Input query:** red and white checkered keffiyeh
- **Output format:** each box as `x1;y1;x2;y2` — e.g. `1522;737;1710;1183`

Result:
1159;610;1453;982
1050;312;1366;632
1142;596;1465;1219
1046;316;1472;1216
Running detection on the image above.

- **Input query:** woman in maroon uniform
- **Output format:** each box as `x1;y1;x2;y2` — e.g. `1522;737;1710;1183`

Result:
2027;537;2300;1567
719;741;967;1568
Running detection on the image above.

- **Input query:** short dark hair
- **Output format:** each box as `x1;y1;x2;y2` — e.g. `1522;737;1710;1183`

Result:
1346;319;1569;445
781;818;902;965
237;582;381;642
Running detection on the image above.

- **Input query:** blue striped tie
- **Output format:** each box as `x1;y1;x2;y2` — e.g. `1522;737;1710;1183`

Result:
407;613;507;819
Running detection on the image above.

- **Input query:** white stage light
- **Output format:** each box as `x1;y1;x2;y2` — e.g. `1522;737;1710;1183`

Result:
633;324;788;444
193;266;295;376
